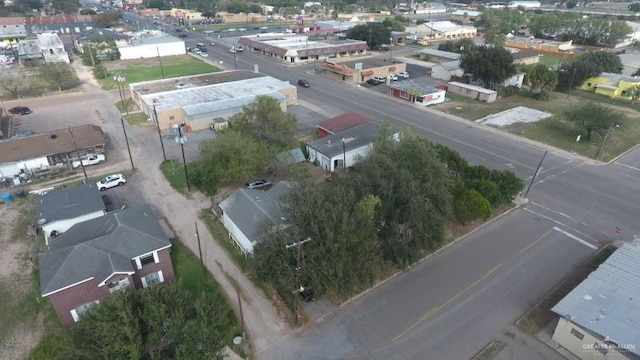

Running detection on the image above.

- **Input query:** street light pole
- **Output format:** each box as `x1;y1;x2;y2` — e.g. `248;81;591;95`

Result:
176;125;191;191
152;100;167;161
114;75;135;172
389;36;393;62
342;138;346;169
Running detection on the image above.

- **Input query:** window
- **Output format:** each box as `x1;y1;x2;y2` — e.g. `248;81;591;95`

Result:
141;271;164;288
140;253;155;266
571;328;584;340
107;277;131;293
70;300;99;322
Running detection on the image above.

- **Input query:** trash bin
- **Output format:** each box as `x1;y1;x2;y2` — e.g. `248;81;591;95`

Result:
0;192;13;204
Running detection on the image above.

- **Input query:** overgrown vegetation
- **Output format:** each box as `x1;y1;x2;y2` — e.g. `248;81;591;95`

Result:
29;239;239;360
250;128;523;304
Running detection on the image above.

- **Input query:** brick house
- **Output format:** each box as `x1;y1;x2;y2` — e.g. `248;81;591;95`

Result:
39;203;175;328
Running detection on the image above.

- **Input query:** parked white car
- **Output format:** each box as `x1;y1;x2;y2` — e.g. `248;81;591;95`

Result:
389;74;399;81
72;154;105;168
96;174;126;191
396;71;409;79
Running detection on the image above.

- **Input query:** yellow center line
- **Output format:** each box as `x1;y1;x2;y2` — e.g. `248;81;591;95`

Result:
391;228;555;343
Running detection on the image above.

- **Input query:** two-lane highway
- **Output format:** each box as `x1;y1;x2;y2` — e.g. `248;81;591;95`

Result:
129;21;640;358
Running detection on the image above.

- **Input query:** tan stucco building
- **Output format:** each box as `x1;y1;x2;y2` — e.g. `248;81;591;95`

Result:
319;59;407;84
215;12;267;24
129;71;297;132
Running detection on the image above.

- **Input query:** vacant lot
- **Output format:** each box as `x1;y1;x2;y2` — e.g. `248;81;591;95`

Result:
433;92;640;161
100;55;220;89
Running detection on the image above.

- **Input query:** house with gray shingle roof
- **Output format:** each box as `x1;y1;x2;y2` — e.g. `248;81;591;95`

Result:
38;203;175;328
218;182;293;255
37;183;107;245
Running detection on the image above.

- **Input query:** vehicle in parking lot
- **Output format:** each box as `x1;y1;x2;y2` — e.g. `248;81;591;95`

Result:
97;174;126;191
200;52;208;57
72;153;106;168
238;28;247;31
8;106;32;115
246;178;272;189
234;44;244;52
210;42;216;46
229;48;237;53
389;74;398;81
10;129;35;138
396;71;409;79
298;79;310;87
259;26;269;30
178;33;187;38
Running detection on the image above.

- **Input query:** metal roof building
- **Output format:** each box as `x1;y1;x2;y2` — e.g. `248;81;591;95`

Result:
551;241;640;358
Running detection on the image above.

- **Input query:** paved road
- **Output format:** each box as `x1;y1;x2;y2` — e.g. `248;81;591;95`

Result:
181;30;640;358
53;19;640;358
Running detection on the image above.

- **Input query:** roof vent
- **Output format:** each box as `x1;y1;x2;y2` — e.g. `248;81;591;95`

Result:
50;133;57;139
583;295;593;301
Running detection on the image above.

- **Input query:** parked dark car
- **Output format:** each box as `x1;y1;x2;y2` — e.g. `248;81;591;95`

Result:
245;178;272;189
298;79;310;87
178;33;188;38
8;106;32;115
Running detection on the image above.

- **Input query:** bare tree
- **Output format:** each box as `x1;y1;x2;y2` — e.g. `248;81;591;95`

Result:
0;70;29;98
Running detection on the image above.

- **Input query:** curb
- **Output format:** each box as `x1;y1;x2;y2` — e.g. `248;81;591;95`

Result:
337;199;526;309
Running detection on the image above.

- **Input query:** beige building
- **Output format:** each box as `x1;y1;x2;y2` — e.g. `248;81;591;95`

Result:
319;58;407;84
170;8;203;21
551;241;640;360
446;82;497;103
215;12;267;24
129;71;297;132
406;21;477;41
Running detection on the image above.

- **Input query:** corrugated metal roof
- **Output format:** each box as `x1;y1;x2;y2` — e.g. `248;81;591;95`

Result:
418;48;462;59
308;122;380;158
552;241;640;356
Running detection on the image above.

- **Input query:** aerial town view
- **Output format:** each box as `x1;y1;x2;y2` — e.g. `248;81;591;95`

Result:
0;0;638;358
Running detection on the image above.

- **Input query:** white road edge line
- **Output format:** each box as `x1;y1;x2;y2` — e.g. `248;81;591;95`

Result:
552;226;598;250
614;162;640;172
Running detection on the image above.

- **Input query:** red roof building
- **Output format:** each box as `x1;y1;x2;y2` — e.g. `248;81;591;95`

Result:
316;112;373;138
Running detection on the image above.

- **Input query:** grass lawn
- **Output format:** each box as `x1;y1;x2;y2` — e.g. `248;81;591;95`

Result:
537;54;564;68
515;245;616;336
199;209;249;271
124;112;150;126
159;160;193;196
433;92;640;161
99;55;220;90
408;54;432;62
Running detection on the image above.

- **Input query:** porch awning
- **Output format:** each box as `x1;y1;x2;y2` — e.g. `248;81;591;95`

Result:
361;70;374;76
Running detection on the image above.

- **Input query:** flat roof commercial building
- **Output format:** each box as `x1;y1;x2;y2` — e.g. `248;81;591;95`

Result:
129;71;297;132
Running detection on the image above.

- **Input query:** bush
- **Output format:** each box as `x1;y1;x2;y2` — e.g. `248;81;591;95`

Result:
501;85;520;97
454;188;491;224
534;90;551;101
93;64;108;79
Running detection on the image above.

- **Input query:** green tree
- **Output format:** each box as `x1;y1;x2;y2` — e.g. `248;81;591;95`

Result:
525;64;558;93
454;188;491;225
40;62;76;92
51;0;80;13
382;16;406;32
437;38;476;54
346;23;392;49
475;8;527;36
460;46;516;88
565;102;625;140
231;95;298;145
557;51;623;90
0;71;30;98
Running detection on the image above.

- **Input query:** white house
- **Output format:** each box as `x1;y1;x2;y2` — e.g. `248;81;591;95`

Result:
38;33;70;63
37;184;107;244
218;182;293;255
507;1;541;8
118;34;185;60
430;60;463;81
307;122;391;172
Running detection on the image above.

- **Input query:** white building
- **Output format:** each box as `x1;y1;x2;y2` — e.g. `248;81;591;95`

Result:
507;1;541;8
430;60;463;81
406;21;477;41
118;34;185;60
38;33;70;63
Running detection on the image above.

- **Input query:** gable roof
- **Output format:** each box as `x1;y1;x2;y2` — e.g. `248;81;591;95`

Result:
39;203;171;296
219;182;292;246
37;183;105;225
417;48;461;60
308;122;380;158
435;60;461;71
551;241;640;357
0;125;105;163
317;112;373;135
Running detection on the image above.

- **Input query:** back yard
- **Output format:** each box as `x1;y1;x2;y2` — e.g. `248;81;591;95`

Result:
432;92;640;162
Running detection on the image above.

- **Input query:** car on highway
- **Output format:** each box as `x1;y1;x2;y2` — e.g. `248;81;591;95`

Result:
72;153;106;168
10;129;35;138
210;42;216;46
202;30;214;34
246;178;272;190
228;48;237;53
396;71;409;79
238;28;247;31
298;79;310;87
8;106;32;115
96;174;126;191
259;26;269;30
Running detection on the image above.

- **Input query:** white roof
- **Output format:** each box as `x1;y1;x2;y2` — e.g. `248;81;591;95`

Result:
552;241;640;356
448;81;496;95
452;10;482;17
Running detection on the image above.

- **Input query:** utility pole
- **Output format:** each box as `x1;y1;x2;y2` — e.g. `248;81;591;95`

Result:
69;126;88;182
236;279;246;341
176;125;191;191
195;221;206;275
152;100;167;161
523;150;547;199
286;237;311;325
156;46;165;79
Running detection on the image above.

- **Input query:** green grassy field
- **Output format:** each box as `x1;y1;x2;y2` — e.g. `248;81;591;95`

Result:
99;55;220;89
433;92;640;161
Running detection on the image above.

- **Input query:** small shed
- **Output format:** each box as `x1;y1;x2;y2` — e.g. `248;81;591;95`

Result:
388;81;446;106
447;81;498;103
316;112;373;138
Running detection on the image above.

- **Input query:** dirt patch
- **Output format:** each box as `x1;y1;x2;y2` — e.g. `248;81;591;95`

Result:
103;57;166;71
0;200;43;360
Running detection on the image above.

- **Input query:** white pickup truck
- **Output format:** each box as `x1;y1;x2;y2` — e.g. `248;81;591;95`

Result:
72;154;105;168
